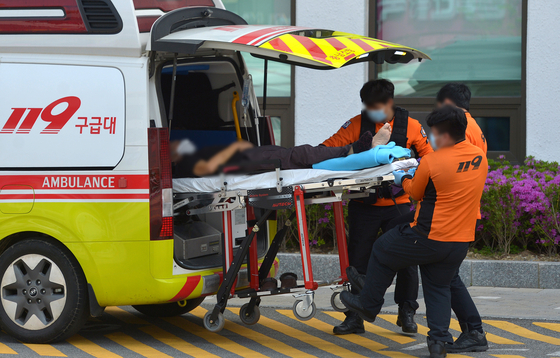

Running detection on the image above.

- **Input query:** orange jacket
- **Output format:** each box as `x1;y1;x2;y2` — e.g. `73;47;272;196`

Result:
322;113;433;206
465;112;487;155
464;111;487;219
402;140;488;242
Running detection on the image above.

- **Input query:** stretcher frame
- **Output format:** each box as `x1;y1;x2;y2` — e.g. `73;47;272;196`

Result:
174;173;394;331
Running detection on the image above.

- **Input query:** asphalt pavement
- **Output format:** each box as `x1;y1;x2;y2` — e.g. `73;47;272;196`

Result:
0;286;558;358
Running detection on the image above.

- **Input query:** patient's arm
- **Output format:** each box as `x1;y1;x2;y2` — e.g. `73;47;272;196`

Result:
193;141;253;177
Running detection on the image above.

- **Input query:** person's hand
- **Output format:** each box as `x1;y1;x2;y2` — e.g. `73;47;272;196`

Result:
235;140;254;151
392;169;414;185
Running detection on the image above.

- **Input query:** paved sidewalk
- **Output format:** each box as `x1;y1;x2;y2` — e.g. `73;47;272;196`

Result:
222;285;560;321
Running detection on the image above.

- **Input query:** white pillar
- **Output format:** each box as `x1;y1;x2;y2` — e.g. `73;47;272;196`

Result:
526;0;560;161
294;0;369;146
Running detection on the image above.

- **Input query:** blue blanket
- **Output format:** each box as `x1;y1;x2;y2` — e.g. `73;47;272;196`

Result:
312;142;411;171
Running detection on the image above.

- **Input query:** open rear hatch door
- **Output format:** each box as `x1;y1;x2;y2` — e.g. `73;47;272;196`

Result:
148;7;430;69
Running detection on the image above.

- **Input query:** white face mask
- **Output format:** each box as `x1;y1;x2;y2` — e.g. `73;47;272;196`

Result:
429;132;438;150
366;109;387;123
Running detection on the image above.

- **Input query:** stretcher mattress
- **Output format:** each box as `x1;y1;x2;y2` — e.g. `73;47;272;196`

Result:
173;158;418;193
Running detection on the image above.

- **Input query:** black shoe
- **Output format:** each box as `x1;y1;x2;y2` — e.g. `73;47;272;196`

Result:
396;302;418;334
339;291;376;322
446;323;488;353
346;266;365;293
333;312;365;335
427;337;447;358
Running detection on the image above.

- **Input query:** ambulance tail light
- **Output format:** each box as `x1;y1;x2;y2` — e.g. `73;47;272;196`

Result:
148;128;173;240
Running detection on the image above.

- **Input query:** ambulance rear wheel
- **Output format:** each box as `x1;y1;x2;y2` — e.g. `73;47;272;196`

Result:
292;300;316;321
239;303;260;325
203;311;225;333
330;291;348;312
0;238;88;343
132;297;205;317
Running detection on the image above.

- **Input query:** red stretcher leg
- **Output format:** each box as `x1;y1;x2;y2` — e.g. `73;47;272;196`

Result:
294;186;318;290
246;207;260;290
249;235;259;289
333;200;349;282
222;211;236;295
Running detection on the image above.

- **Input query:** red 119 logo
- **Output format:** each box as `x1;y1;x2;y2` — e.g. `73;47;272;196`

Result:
0;96;81;135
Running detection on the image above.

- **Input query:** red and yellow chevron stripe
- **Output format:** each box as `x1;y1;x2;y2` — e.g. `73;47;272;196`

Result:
260;31;425;68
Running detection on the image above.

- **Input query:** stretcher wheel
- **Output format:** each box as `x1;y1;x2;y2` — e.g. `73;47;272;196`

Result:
330;291;348;312
292;300;316;321
239;303;260;325
203;311;225;333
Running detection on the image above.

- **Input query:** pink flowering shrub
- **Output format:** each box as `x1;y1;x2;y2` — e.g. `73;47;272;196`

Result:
480;156;560;255
279;156;560;256
280;201;349;250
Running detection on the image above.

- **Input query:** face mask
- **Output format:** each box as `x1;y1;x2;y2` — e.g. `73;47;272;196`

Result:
366;109;387;123
429;132;438;150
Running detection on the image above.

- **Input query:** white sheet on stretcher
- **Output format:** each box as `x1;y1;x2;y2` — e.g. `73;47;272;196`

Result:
172;158;418;193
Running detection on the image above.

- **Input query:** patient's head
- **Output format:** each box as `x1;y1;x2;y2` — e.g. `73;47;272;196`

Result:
426;106;467;150
170;139;197;163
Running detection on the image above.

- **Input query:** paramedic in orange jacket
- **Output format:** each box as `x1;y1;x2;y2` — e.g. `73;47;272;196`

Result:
386;83;489;353
436;83;486;154
340;106;488;358
323;79;433;335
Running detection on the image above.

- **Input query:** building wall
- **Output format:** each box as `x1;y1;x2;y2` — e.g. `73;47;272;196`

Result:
526;0;560;162
294;0;368;146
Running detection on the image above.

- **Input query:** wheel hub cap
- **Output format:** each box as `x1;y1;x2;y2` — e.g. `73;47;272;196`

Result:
29;288;38;297
1;254;67;330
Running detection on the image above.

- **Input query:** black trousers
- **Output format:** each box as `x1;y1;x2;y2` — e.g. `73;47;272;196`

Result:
243;144;351;169
347;201;419;311
360;224;469;343
387;211;483;333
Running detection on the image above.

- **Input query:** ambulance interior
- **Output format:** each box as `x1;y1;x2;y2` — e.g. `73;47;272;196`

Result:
155;55;271;270
148;7;430;272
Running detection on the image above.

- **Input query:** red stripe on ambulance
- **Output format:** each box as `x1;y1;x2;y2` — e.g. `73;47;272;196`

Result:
233;26;308;46
294;36;332;65
0;175;149;190
350;38;375;52
0;0;87;34
232;26;292;45
325;37;346;51
267;38;293;53
171;275;202;301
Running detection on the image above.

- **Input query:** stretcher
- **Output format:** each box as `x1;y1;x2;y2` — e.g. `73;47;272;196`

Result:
173;158;418;332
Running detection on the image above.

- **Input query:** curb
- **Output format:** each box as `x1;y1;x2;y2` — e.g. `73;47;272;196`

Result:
276;253;560;289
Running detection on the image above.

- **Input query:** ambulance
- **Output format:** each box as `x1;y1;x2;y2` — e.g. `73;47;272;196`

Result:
0;0;428;342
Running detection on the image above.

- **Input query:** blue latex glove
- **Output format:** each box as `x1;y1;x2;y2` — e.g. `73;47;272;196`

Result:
313;142;411;171
393;169;414;185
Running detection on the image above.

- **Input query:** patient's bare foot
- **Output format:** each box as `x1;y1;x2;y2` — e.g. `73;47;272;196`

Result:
372;123;391;148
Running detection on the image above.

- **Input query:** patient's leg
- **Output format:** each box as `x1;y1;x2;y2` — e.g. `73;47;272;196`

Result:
241;131;375;170
243;144;352;170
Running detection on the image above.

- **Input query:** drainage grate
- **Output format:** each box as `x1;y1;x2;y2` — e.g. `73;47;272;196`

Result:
78;0;123;34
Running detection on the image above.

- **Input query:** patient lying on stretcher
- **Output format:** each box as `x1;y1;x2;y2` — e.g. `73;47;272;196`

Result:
171;124;409;178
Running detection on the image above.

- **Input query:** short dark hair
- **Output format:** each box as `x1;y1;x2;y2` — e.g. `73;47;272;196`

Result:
436;83;471;111
426;105;467;142
360;79;394;106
